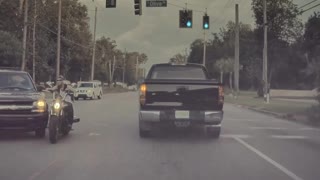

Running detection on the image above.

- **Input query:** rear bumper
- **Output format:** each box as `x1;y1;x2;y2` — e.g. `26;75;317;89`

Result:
0;113;48;131
75;93;93;98
139;110;223;127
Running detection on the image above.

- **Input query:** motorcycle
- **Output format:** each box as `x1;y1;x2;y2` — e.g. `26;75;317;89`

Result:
44;84;80;144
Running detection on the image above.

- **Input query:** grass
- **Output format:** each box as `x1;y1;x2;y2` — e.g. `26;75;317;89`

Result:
225;91;313;115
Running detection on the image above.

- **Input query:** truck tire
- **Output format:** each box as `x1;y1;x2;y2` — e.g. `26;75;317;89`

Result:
49;116;59;144
206;127;221;138
75;97;79;101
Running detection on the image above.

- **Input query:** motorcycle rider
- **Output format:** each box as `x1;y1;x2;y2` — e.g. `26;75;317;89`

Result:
46;75;75;124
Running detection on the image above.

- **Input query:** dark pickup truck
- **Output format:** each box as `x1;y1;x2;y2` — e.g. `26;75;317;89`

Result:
0;69;48;137
139;63;224;138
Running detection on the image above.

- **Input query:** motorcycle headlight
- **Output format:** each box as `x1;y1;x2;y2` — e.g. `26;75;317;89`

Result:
54;102;61;110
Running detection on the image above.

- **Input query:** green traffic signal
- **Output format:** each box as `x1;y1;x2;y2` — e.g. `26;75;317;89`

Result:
203;15;209;29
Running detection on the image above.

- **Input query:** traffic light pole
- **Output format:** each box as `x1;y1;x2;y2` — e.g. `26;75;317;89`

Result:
203;30;206;66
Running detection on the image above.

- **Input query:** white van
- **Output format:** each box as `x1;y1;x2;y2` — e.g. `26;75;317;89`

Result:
74;81;103;100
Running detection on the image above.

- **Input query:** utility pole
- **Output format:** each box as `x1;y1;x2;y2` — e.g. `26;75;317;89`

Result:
203;30;207;66
56;0;62;81
32;0;37;81
122;49;126;83
263;0;269;103
91;6;97;81
21;0;28;71
234;4;240;98
136;55;139;82
112;55;116;82
185;48;188;63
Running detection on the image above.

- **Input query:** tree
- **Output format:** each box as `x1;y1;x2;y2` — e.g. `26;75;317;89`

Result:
170;53;186;64
303;12;320;88
0;31;22;67
0;0;23;39
214;58;234;91
252;0;303;42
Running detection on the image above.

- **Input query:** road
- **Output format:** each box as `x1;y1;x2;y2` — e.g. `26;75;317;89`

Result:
1;92;320;180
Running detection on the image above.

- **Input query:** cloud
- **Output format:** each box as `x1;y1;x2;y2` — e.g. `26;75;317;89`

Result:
80;0;311;70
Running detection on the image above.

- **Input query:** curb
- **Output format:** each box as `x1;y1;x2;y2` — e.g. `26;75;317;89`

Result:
229;103;317;127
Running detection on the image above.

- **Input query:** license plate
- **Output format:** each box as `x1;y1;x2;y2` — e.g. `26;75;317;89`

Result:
175;111;189;119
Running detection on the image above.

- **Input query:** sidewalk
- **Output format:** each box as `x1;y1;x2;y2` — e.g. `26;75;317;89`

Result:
275;98;317;104
225;92;319;127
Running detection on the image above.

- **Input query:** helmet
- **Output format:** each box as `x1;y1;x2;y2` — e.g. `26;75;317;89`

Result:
57;75;65;81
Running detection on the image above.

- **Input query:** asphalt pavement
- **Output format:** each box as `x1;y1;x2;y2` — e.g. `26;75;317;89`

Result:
1;92;320;180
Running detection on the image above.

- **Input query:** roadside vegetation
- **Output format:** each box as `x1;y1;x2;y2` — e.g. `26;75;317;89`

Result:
175;0;320;124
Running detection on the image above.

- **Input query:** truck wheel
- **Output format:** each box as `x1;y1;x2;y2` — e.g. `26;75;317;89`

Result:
35;128;46;138
139;129;151;138
98;92;102;99
75;97;79;101
206;127;221;138
49;116;59;144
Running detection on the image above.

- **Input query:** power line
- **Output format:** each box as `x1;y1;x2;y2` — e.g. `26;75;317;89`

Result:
298;0;318;9
37;23;91;49
301;2;320;13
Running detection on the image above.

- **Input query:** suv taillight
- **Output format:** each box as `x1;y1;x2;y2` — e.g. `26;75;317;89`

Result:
140;84;147;105
219;86;224;104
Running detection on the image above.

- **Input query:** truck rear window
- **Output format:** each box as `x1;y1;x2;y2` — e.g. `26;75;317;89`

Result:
150;66;207;80
78;83;93;88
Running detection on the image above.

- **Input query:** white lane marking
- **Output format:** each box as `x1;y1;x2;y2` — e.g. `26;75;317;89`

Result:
270;135;307;140
221;134;251;138
89;133;100;136
249;127;288;130
299;127;319;131
234;137;304;180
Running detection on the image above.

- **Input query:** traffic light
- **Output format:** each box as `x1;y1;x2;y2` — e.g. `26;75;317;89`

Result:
203;14;209;29
134;0;142;15
179;10;193;28
106;0;116;8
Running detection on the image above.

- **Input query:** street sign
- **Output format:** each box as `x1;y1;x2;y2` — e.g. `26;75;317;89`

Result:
146;0;167;7
106;0;116;8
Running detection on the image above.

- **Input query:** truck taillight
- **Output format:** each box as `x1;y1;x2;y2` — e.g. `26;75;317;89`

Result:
140;84;147;105
219;86;224;104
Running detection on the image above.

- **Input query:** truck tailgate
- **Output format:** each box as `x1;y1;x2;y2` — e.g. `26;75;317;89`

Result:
142;80;222;111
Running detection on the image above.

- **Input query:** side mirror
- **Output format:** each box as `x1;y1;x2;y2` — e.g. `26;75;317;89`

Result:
137;78;145;84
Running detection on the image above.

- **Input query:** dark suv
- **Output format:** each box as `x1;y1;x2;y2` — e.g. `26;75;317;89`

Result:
0;69;48;137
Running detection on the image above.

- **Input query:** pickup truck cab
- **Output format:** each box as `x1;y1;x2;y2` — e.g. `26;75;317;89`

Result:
0;69;48;137
75;81;102;100
139;63;224;138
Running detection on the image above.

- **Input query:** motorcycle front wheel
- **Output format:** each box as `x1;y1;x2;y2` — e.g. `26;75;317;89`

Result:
49;115;59;144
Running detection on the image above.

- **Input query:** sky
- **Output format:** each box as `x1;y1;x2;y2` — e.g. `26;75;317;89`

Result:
79;0;318;70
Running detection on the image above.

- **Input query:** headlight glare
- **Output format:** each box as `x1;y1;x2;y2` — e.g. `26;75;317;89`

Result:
37;101;45;107
54;102;61;109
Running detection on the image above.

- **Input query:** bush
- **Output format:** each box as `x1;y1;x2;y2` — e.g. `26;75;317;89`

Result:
308;88;320;124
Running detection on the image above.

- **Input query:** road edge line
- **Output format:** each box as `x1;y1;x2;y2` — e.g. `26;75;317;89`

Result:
233;137;304;180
